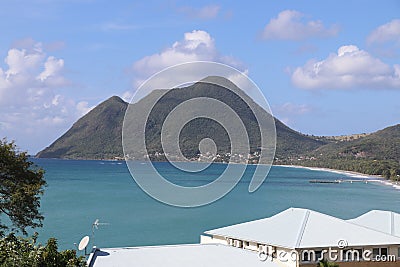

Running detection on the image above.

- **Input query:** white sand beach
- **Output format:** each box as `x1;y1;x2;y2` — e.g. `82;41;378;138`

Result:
278;164;400;190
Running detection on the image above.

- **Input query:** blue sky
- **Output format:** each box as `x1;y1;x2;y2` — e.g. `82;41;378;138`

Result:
0;0;399;153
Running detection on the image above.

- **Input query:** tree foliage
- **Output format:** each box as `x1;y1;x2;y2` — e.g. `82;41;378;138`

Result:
289;158;400;180
0;233;86;267
277;123;400;179
0;139;46;235
317;259;339;267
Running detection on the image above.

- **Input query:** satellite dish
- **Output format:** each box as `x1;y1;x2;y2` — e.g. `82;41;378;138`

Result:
78;235;90;251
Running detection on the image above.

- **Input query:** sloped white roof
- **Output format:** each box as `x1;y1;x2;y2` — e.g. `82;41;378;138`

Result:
348;210;400;237
88;244;279;267
205;208;400;249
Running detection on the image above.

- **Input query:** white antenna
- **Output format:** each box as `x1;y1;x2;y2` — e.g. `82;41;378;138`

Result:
93;219;99;230
91;219;110;246
92;219;109;230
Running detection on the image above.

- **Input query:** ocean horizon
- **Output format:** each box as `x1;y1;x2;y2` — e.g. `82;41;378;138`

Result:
29;158;400;252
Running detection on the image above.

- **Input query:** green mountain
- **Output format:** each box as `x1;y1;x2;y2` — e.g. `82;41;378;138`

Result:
36;96;128;159
314;124;400;161
290;124;400;179
274;119;325;159
36;77;400;178
36;78;324;160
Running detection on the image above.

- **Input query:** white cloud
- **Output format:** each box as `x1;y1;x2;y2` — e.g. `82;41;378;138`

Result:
37;56;65;84
76;101;94;116
178;4;220;20
0;42;91;153
128;30;246;93
262;10;338;41
4;46;44;77
122;90;134;102
132;30;216;77
0;44;69;105
367;19;400;45
291;45;400;90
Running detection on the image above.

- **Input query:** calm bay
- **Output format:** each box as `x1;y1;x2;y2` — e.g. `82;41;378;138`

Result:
30;158;400;251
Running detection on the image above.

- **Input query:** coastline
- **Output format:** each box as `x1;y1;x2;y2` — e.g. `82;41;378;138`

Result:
278;164;400;190
33;157;400;190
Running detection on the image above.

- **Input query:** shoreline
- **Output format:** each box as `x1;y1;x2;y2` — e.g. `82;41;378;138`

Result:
278;164;400;190
33;157;400;190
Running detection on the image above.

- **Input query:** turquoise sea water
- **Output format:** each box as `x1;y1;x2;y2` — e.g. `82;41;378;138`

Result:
29;158;400;251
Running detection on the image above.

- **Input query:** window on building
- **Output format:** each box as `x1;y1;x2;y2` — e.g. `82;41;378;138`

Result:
302;251;310;262
343;249;362;261
343;249;354;261
343;249;349;261
372;247;388;260
301;250;316;262
381;248;388;256
315;250;322;261
234;240;243;248
372;248;380;259
398;247;400;258
356;249;363;261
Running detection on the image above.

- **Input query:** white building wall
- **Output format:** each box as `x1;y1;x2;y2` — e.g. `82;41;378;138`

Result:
202;235;298;267
275;247;298;267
200;235;227;245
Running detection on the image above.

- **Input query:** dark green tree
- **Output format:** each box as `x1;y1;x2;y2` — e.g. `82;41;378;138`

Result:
0;233;86;267
390;168;399;181
0;139;46;236
318;259;339;267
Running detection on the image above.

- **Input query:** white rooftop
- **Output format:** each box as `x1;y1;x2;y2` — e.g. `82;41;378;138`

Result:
205;207;400;249
348;210;400;237
87;244;278;267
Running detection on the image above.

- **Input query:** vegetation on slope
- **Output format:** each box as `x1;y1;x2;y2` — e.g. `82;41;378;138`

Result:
36;96;127;159
279;124;400;180
35;77;399;179
37;78;323;161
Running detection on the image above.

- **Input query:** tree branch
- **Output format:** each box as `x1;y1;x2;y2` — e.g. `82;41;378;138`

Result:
0;206;11;217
